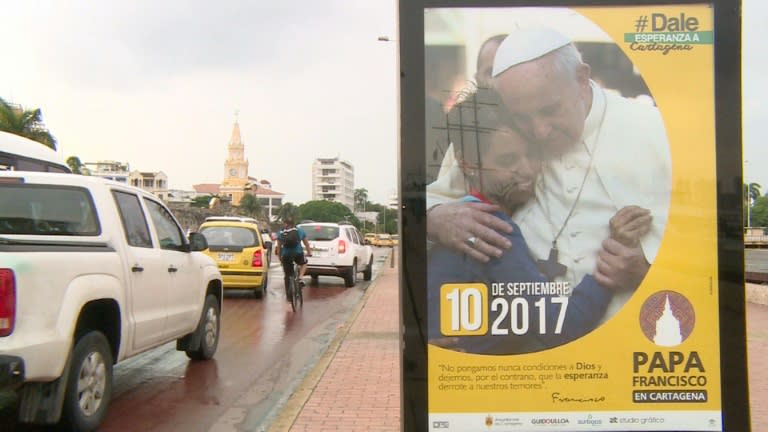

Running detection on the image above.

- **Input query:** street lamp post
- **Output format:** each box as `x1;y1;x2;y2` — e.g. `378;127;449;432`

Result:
746;160;751;229
376;36;397;236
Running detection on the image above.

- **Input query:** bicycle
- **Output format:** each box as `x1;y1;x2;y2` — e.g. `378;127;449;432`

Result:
284;260;303;312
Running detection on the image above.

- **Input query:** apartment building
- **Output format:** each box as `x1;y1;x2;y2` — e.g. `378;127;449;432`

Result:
311;157;354;209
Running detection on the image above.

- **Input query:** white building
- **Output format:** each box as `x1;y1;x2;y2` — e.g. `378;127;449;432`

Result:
388;192;399;210
247;178;285;222
84;160;130;183
312;157;354;209
167;189;200;203
129;171;169;201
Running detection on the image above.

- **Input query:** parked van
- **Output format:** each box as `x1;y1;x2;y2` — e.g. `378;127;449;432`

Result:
0;130;71;173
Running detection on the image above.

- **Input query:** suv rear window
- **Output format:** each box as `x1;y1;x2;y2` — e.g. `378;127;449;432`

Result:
301;224;340;241
200;226;259;248
0;184;99;235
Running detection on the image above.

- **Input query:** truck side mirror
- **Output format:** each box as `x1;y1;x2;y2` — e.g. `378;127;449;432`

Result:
188;232;208;251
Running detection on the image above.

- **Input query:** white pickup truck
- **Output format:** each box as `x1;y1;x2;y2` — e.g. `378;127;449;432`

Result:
0;171;223;432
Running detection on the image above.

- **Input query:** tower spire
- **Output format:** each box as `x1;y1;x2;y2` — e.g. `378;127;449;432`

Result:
229;113;243;148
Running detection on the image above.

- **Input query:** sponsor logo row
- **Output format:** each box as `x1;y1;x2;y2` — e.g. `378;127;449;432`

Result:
429;411;720;430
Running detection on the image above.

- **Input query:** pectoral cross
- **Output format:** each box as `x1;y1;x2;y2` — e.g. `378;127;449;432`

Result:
536;245;567;282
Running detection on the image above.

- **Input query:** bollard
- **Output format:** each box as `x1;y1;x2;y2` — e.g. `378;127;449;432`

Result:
390;246;396;268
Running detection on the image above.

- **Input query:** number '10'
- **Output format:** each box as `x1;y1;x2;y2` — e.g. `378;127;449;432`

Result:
445;287;483;331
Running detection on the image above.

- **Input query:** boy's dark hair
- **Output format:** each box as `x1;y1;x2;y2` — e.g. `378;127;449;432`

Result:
447;87;513;167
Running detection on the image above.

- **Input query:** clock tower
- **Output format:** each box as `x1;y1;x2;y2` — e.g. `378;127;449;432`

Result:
220;119;250;205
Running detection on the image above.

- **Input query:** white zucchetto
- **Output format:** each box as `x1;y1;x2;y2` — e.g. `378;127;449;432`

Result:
492;28;572;77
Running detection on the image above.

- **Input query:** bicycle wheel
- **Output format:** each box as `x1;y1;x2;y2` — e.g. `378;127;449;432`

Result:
297;274;304;309
290;270;298;312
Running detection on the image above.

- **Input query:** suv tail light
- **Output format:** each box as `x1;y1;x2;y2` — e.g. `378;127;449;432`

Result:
338;239;347;254
0;269;16;337
252;249;263;267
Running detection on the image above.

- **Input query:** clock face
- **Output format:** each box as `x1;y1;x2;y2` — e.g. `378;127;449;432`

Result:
229;168;237;176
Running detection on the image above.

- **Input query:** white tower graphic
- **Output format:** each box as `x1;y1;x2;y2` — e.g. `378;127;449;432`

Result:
653;295;683;346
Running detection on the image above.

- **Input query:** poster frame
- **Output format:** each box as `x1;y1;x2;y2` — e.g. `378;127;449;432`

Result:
397;0;747;430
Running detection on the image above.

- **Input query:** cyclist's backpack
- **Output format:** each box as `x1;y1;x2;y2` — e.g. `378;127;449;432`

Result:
282;227;300;248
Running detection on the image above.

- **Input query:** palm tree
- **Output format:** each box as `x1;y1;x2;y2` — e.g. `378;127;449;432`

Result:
0;97;57;149
744;182;762;227
238;193;264;220
66;156;89;175
275;202;299;223
354;188;369;212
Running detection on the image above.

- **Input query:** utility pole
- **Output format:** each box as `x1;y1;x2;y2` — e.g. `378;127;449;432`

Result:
746;160;751;229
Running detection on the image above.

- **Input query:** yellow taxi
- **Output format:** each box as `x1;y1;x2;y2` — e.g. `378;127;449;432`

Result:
364;233;377;245
375;233;393;247
390;234;399;246
198;216;268;298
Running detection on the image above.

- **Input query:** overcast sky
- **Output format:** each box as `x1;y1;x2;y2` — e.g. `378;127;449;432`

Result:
1;1;398;204
741;0;767;189
2;1;766;204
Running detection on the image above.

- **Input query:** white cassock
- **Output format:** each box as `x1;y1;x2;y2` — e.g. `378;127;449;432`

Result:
427;81;672;322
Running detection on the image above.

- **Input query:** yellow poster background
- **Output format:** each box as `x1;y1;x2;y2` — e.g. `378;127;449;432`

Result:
427;4;720;415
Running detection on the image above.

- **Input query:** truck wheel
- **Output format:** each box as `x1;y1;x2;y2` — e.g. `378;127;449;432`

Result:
343;261;357;287
363;255;373;281
60;331;113;432
186;294;220;361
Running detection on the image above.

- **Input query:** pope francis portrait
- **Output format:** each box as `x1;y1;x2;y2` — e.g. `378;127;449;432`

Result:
427;27;672;323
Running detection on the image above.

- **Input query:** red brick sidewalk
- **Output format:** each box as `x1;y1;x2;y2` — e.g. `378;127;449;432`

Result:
270;257;765;431
269;260;401;432
748;301;768;432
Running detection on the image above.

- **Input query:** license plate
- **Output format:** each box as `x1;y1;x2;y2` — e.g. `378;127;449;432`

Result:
312;249;327;257
218;253;234;262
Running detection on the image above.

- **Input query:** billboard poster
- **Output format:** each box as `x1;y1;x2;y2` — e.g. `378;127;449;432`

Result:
417;3;740;431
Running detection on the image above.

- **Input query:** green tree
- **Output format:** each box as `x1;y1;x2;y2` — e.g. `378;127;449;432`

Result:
66;156;87;175
298;200;360;226
377;207;397;234
354;188;368;212
191;195;213;208
0;97;57;149
744;182;762;227
275;202;300;223
238;194;264;219
751;196;768;228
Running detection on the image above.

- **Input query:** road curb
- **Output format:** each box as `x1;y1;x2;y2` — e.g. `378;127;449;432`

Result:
266;249;393;432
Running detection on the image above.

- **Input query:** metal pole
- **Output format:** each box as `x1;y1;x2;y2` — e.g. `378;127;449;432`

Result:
746;160;751;228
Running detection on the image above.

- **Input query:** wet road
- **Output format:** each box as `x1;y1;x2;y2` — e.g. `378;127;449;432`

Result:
1;249;391;432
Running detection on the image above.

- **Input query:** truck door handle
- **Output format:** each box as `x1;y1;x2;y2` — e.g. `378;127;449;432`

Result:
168;266;178;273
131;265;144;272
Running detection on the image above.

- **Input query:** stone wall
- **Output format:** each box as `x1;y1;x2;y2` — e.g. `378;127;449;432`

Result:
168;203;237;232
168;203;277;233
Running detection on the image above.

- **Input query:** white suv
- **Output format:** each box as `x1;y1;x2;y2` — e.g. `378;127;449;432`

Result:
298;222;374;287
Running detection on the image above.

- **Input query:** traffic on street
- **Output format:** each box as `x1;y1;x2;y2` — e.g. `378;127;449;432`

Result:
0;248;392;432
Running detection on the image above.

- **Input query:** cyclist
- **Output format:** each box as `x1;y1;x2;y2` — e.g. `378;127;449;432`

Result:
275;217;312;302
